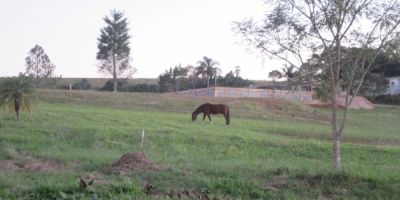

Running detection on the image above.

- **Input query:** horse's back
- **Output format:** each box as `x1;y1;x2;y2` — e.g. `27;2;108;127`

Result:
208;104;228;114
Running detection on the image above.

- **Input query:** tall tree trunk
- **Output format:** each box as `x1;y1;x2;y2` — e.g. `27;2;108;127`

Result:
214;75;217;86
207;76;210;88
112;54;117;92
14;98;20;121
331;89;341;172
175;78;179;92
36;62;40;87
332;12;343;172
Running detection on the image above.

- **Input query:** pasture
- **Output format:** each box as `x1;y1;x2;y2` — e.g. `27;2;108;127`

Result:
0;90;399;199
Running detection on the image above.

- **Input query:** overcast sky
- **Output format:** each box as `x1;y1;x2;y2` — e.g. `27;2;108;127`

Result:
0;0;283;80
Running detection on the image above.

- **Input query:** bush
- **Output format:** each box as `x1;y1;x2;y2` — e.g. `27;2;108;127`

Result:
100;80;129;91
72;79;91;90
127;84;160;93
368;94;400;105
100;80;160;93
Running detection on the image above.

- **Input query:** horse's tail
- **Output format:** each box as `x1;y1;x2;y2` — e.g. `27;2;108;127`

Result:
226;107;230;125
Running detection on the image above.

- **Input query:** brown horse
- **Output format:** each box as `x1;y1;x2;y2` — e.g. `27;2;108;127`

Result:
192;103;230;125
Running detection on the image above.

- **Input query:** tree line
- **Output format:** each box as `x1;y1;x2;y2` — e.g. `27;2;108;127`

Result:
3;10;251;94
267;47;400;99
158;58;251;93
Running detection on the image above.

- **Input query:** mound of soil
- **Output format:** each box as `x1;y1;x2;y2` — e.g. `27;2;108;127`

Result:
308;96;374;110
0;157;64;172
104;152;163;174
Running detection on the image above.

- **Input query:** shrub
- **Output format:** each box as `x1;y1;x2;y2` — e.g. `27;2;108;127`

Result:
127;84;160;93
368;94;400;105
100;80;129;92
72;79;91;90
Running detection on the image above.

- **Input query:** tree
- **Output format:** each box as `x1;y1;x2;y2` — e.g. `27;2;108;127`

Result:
221;70;253;87
234;66;241;77
268;70;283;91
235;0;400;172
268;70;282;81
25;45;56;87
97;10;135;92
281;65;298;90
0;76;36;120
186;65;197;89
158;68;174;93
173;65;188;92
196;56;220;88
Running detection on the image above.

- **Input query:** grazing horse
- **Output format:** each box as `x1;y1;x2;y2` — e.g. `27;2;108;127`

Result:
192;103;230;125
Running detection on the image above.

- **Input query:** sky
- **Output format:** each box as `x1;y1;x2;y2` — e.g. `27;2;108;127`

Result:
0;0;283;80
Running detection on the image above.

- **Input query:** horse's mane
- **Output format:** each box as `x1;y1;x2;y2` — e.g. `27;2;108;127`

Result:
193;103;209;114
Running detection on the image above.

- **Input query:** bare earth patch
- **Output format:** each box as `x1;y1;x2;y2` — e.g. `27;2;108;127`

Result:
104;152;164;175
308;96;374;110
0;157;64;172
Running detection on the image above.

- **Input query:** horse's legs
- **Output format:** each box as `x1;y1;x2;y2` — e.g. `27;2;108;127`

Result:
202;113;206;121
207;113;212;122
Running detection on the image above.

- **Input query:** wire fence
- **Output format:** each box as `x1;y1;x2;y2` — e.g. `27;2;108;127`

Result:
174;87;314;103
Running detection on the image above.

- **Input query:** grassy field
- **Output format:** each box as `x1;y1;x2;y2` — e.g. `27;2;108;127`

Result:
0;90;399;199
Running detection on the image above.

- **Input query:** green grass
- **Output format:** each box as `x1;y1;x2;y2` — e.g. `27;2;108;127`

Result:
0;90;399;199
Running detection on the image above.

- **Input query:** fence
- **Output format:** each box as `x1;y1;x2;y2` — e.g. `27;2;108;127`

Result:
174;87;314;103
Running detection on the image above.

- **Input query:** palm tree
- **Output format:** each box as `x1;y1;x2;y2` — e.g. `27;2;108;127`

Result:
281;65;297;91
197;56;219;88
0;76;36;120
213;67;222;86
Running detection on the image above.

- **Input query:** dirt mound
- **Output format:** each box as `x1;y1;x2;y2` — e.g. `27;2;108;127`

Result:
308;96;374;110
339;96;374;109
0;157;64;172
104;152;163;174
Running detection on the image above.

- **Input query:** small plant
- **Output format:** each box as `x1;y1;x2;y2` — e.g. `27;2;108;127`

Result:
0;76;36;120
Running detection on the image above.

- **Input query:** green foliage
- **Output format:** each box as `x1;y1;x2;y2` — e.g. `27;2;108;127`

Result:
0;76;36;118
219;71;253;87
72;79;91;90
158;68;174;93
268;70;282;80
196;57;220;88
158;65;252;93
158;66;190;92
97;10;135;92
368;94;400;105
128;84;160;93
100;79;159;93
100;79;129;91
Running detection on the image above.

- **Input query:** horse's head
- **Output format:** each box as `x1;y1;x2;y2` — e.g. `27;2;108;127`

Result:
191;112;197;121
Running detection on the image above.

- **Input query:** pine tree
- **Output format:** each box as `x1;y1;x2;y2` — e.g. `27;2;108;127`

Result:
97;10;135;92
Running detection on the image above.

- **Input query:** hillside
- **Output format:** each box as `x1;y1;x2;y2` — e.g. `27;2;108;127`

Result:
0;90;399;199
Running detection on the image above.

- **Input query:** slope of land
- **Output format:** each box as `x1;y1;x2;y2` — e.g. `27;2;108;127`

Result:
0;90;399;199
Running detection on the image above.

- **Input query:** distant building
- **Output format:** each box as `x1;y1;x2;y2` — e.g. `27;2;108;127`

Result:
386;76;400;95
